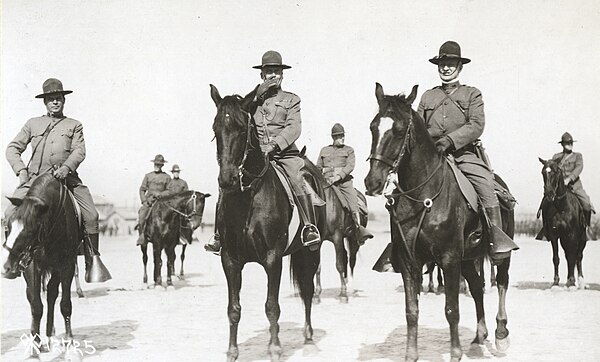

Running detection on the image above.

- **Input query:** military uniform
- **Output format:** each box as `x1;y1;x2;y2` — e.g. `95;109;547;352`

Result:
5;114;99;234
167;177;189;195
317;144;358;213
551;151;594;212
417;82;497;208
138;170;171;229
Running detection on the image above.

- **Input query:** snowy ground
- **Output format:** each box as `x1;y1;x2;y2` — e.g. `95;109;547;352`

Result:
2;217;600;361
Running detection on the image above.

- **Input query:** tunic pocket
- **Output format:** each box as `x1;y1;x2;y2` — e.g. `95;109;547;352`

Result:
61;128;74;150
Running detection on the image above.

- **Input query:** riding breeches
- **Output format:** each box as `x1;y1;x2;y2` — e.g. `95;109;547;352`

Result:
454;151;498;209
4;174;100;234
334;179;359;213
571;180;595;212
273;153;309;196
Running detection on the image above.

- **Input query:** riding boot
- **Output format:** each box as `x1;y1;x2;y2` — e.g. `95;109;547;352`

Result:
84;233;112;283
296;194;321;248
352;211;373;245
486;206;520;262
584;209;595;241
204;232;221;255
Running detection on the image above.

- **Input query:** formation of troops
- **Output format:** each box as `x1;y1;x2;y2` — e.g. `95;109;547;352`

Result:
2;41;595;272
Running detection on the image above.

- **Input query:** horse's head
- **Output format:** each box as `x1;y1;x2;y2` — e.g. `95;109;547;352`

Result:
538;157;565;201
210;84;257;190
365;82;419;196
1;195;50;279
181;191;211;230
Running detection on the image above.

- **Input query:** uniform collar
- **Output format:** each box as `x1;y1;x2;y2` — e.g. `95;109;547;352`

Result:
46;112;65;119
441;81;460;90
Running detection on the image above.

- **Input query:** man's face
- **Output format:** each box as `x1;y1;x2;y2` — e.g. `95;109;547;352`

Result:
261;66;283;87
154;163;163;172
562;142;573;152
437;58;462;83
333;135;345;146
172;171;180;179
44;94;65;115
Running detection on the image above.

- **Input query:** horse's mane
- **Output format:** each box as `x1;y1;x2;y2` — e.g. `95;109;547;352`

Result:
12;173;56;231
302;156;328;185
214;95;247;131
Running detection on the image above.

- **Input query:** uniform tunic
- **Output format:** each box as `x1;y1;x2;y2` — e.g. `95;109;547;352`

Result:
253;88;307;194
551;151;594;211
317;144;358;213
138;171;171;226
417;81;498;208
5;114;99;233
167;177;189;195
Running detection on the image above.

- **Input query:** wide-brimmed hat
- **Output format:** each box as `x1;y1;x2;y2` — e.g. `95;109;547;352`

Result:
151;154;167;164
35;78;73;99
252;50;291;69
559;132;576;144
170;164;182;172
429;41;471;65
331;123;345;136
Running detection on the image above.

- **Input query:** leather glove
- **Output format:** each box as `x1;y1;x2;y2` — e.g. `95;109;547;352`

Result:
564;177;571;186
256;79;278;100
263;141;280;156
18;170;30;186
435;137;453;154
54;165;70;180
332;175;342;183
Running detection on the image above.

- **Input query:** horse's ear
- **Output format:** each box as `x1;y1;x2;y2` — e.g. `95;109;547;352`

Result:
203;193;211;199
406;85;419;105
241;86;258;112
299;146;307;157
375;82;384;104
6;196;22;206
538;157;547;165
210;84;222;107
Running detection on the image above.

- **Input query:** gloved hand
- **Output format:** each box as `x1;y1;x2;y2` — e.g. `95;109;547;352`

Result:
332;175;342;184
564;177;571;186
54;165;70;180
263;141;280;156
435;137;453;154
18;170;30;186
256;78;278;100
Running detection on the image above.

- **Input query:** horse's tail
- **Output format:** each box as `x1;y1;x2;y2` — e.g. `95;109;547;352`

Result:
289;247;319;298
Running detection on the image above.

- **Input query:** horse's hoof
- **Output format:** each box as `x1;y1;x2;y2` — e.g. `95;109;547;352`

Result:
568;285;577;292
177;274;185;280
166;285;175;291
148;283;156;289
550;285;561;291
268;345;283;362
578;277;586;290
495;336;510;352
312;296;321;304
339;295;349;304
64;348;83;362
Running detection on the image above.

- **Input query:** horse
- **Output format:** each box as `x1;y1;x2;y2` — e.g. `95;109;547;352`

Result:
364;83;514;362
141;190;210;287
538;157;588;289
303;155;367;303
1;173;79;357
210;84;322;362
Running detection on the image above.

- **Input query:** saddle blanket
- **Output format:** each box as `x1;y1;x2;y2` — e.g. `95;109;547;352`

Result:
446;158;479;211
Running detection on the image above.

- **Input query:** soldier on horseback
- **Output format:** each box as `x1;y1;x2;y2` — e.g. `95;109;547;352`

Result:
417;41;519;262
4;78;106;280
317;123;373;244
205;50;322;254
136;154;171;246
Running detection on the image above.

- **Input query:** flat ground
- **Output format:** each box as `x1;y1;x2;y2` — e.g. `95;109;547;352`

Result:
2;217;600;361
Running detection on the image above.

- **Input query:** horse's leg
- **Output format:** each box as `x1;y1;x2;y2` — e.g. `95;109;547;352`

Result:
141;244;149;285
494;257;511;352
222;253;242;362
24;263;43;355
153;244;163;287
165;246;176;287
313;262;322;304
178;243;187;279
291;247;319;344
564;238;577;288
74;257;84;298
45;273;61;339
333;233;349;303
264;255;283;361
461;260;488;344
490;261;497;287
437;265;444;294
550;237;560;286
442;263;463;362
427;264;435;294
60;263;75;341
400;266;420;362
577;242;586;289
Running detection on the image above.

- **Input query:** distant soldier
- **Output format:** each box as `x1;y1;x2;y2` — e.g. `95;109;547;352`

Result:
167;164;193;245
136;154;171;246
317;123;373;244
5;78;104;280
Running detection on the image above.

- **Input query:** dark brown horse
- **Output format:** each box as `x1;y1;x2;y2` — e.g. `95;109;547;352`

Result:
1;173;79;358
538;158;588;289
210;85;322;362
141;190;210;287
364;83;514;362
303;156;367;303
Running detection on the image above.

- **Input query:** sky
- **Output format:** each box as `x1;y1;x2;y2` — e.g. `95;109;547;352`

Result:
2;0;600;216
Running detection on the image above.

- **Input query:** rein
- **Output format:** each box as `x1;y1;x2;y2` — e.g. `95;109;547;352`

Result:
166;192;200;227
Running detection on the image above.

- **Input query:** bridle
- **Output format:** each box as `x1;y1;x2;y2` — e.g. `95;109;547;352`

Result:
544;166;568;202
167;192;202;227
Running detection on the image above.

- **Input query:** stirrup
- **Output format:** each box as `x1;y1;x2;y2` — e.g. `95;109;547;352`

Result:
204;234;221;255
301;224;321;248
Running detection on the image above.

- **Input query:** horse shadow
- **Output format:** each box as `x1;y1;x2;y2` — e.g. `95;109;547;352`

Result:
1;319;138;358
515;281;600;291
357;325;494;362
286;287;365;301
71;286;110;299
236;321;326;361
